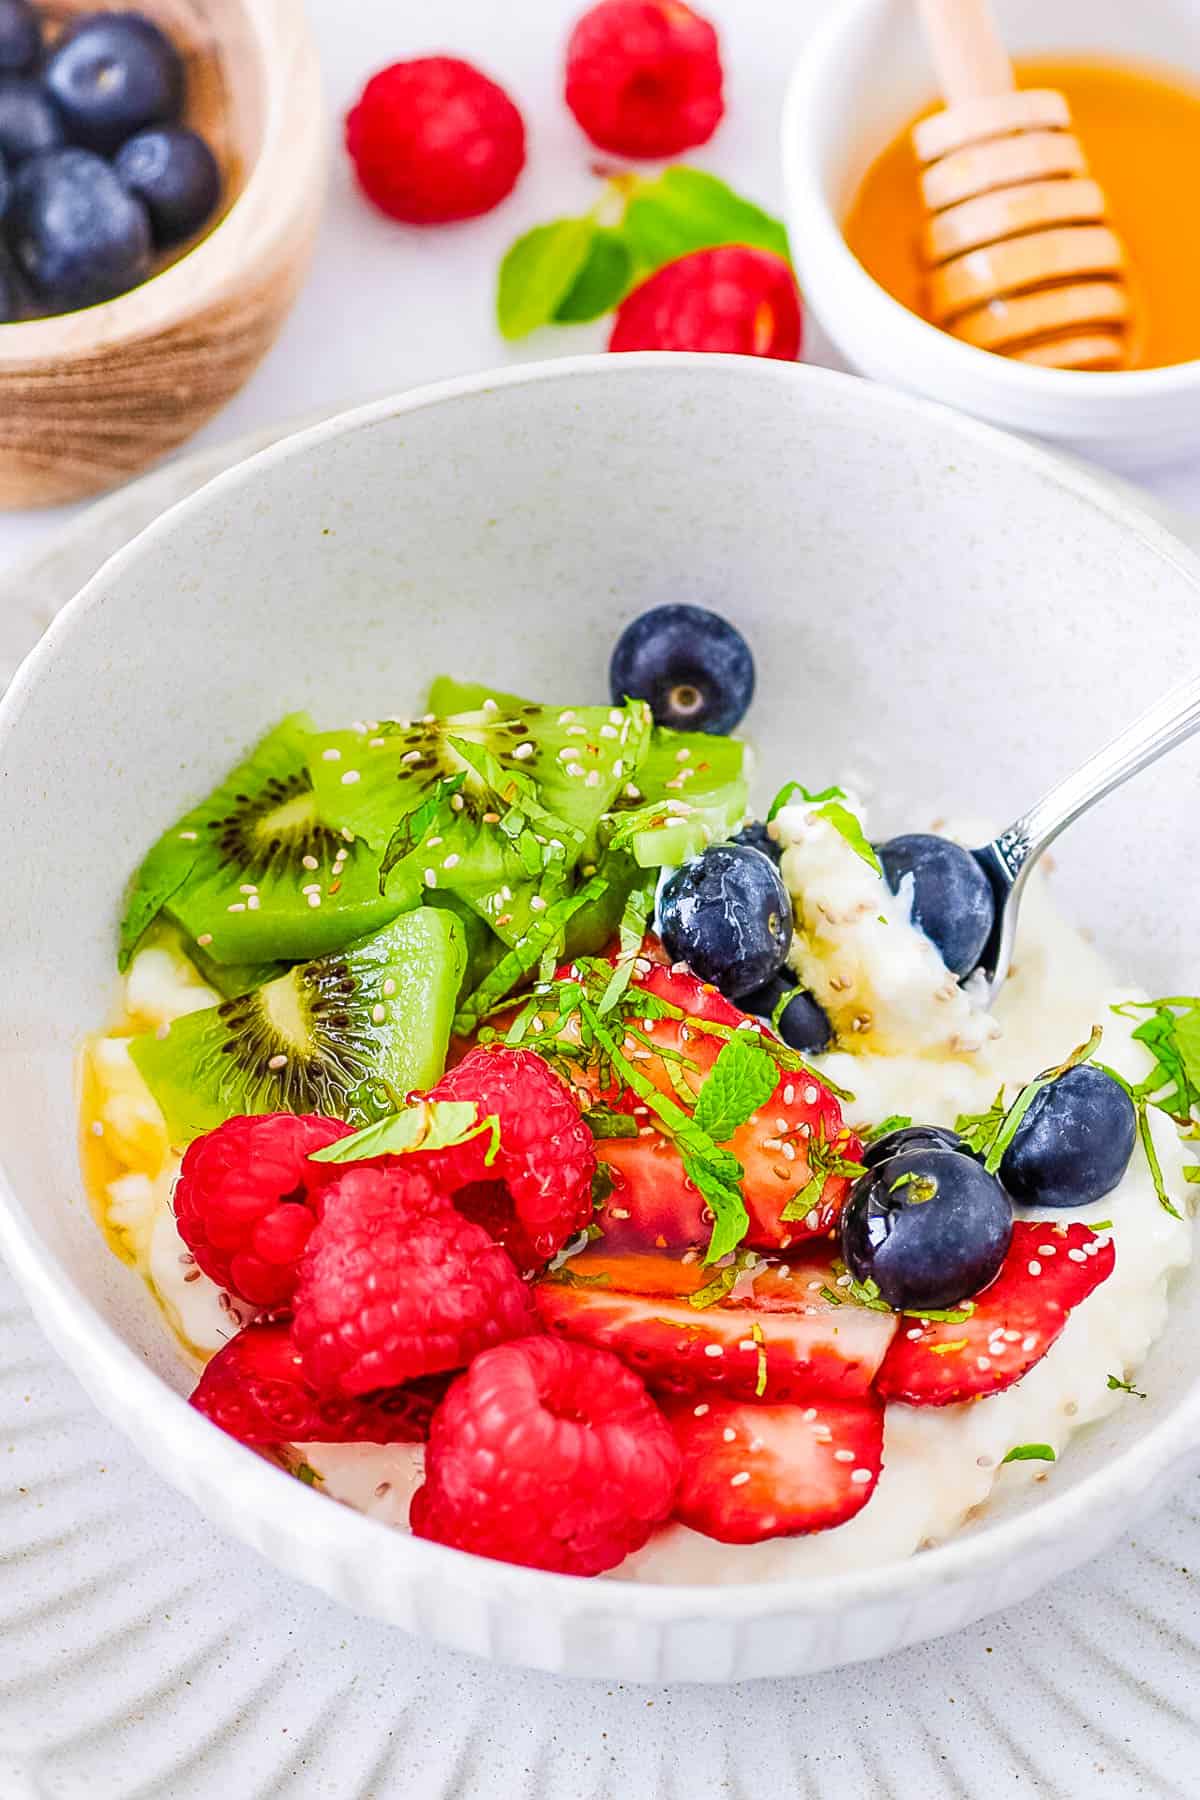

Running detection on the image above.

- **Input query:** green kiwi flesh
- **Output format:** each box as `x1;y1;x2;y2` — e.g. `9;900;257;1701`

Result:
119;716;418;971
130;907;465;1143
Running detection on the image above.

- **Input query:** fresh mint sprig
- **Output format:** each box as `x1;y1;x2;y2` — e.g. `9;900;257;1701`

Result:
1001;1443;1056;1465
766;781;881;874
496;166;791;340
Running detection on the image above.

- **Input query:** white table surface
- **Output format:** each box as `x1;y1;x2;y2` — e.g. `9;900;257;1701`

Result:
2;0;1199;585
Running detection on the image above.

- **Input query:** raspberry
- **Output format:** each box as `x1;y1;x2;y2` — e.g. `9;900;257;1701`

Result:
173;1113;354;1308
345;56;526;225
410;1337;680;1574
420;1047;596;1273
190;1322;449;1447
565;0;723;159
292;1164;538;1398
609;246;802;359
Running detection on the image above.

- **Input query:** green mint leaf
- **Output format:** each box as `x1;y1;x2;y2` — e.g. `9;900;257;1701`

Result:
686;1261;740;1310
819;801;882;876
294;1461;323;1486
1185;1165;1200;1184
692;1032;779;1143
865;1113;913;1143
554;227;633;322
955;1090;1008;1157
767;780;844;822
453;875;609;1036
1113;997;1200;1124
1001;1443;1056;1464
582;1105;640;1139
981;1028;1103;1175
309;1098;498;1165
378;774;467;891
622;167;790;270
1107;1373;1147;1398
497;217;596;340
591;1163;616;1210
597;875;656;1014
1136;1095;1182;1219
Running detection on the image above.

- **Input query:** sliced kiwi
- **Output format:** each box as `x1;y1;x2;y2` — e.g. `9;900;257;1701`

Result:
130;907;465;1143
307;698;652;858
616;725;749;867
119;715;418;971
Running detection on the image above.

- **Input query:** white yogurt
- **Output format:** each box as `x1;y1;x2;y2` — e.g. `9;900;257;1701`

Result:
89;838;1195;1582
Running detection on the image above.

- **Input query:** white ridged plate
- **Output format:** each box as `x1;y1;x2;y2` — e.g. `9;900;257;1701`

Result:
3;439;1200;1799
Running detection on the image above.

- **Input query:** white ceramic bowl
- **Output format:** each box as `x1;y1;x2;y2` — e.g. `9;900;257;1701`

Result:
1;356;1199;1682
783;0;1200;471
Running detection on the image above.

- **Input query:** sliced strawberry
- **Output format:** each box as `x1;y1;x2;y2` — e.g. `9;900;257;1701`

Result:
587;957;860;1252
190;1322;450;1446
666;1394;884;1543
535;1248;897;1402
874;1220;1116;1407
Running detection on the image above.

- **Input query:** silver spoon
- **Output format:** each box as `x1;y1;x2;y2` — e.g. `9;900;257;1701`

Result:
971;669;1200;1003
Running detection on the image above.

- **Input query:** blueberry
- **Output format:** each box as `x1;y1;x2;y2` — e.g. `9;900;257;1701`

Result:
610;604;755;735
10;148;151;311
842;1148;1013;1312
0;0;40;74
0;245;17;321
115;125;219;246
0;76;63;163
43;12;182;156
999;1064;1136;1209
732;819;781;865
741;969;832;1054
0;144;8;220
876;833;995;980
659;843;792;999
861;1123;966;1170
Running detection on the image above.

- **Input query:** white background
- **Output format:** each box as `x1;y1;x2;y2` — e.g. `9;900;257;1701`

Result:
1;0;1198;581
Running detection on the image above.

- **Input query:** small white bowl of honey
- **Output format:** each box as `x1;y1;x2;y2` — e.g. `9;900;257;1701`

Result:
783;0;1200;469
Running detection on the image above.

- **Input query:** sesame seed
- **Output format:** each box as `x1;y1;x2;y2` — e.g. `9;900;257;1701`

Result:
529;896;548;913
341;827;355;841
775;1116;789;1133
301;883;321;894
693;1403;709;1417
566;765;585;779
804;1085;819;1106
301;854;319;870
850;1468;873;1485
227;901;246;913
267;1053;287;1070
1027;1260;1042;1277
178;829;198;841
585;769;600;788
424;868;437;888
1004;1330;1021;1342
444;853;461;869
306;893;321;908
730;1471;751;1488
321;747;342;762
737;1339;756;1352
977;1356;992;1371
783;1085;795;1105
341;770;361;786
427;836;443;848
513;742;535;760
500;885;512;901
557;746;576;761
625;783;642;800
1022;1334;1039;1352
90;1120;104;1137
247;895;260;910
803;1408;818;1422
567;724;588;737
805;1210;819;1231
813;1425;833;1443
782;1143;796;1162
608;709;624;725
1067;1248;1087;1263
834;1449;855;1463
906;1327;922;1340
1037;1244;1057;1256
703;1344;724;1358
196;933;213;947
600;724;618;739
558;710;576;724
450;794;465;812
722;1427;737;1443
676;748;691;763
610;1207;631;1221
369;737;387;749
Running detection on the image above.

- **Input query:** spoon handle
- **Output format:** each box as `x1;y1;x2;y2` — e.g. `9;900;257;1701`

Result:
990;668;1200;886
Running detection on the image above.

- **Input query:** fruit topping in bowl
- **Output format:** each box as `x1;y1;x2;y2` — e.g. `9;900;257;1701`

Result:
80;609;1198;1582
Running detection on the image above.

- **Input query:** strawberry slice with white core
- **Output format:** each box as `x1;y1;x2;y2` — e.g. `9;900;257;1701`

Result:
875;1220;1115;1407
535;1248;897;1402
581;957;861;1252
667;1394;885;1543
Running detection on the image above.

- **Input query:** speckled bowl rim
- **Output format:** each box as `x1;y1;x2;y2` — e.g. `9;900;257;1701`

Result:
2;353;1198;1633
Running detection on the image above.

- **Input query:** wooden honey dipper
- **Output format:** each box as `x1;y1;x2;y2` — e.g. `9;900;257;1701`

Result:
912;0;1135;370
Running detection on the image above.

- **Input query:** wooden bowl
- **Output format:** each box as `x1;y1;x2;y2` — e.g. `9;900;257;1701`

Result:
0;0;325;508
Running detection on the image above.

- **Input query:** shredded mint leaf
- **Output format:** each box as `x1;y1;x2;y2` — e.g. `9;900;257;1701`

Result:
622;167;790;270
294;1461;323;1486
955;1090;1007;1158
497;216;596;339
767;780;844;822
309;1098;498;1165
779;1129;866;1224
1185;1166;1200;1185
583;1105;640;1140
1001;1443;1056;1465
865;1114;913;1143
686;1261;741;1310
693;1032;779;1143
1112;997;1200;1125
379;774;466;891
980;1028;1104;1176
1107;1373;1147;1398
597;875;656;1015
554;227;633;321
453;875;608;1036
